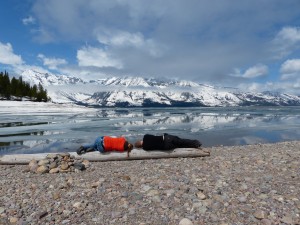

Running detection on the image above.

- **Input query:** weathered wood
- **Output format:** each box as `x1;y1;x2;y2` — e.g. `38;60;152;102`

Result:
0;148;210;165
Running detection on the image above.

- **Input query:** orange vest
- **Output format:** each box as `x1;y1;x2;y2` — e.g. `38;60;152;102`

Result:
103;136;126;152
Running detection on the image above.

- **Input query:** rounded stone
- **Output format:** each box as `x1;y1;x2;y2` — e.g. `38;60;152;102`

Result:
38;159;50;166
73;202;82;209
49;168;59;174
60;163;69;170
197;192;206;200
253;210;266;219
49;162;58;169
36;165;49;174
9;217;18;223
28;159;37;167
261;219;272;225
74;162;85;171
179;218;193;225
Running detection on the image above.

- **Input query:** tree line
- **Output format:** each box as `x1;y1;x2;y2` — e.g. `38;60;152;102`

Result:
0;71;50;102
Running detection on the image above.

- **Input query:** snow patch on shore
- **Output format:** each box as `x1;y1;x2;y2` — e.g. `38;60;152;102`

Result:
0;100;97;115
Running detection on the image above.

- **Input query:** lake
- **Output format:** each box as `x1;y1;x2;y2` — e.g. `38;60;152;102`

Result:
1;104;300;155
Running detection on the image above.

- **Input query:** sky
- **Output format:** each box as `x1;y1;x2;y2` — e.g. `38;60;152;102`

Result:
1;0;300;94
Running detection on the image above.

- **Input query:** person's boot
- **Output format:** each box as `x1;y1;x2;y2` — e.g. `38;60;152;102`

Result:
86;147;95;152
194;140;202;148
76;146;86;155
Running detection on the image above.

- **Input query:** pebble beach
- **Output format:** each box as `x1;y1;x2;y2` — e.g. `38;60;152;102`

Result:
0;141;300;225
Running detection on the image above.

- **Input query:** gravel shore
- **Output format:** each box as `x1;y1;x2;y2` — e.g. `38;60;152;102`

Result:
0;141;300;225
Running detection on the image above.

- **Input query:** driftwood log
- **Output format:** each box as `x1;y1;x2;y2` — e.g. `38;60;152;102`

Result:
0;148;210;165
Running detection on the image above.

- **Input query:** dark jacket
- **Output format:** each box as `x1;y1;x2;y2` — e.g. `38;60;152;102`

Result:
142;134;164;150
142;134;201;151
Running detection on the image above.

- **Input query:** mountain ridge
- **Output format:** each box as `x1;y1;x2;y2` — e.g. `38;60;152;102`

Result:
21;69;300;107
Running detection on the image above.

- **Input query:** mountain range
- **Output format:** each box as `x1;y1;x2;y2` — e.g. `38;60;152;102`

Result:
21;69;300;107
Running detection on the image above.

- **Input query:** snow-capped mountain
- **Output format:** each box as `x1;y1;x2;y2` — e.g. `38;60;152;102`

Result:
21;70;86;86
98;77;151;87
21;69;300;107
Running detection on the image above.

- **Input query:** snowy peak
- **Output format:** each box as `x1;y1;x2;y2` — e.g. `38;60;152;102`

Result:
97;76;200;88
171;80;200;87
100;76;151;87
21;70;86;86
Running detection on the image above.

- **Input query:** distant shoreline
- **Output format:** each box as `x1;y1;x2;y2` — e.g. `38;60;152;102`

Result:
3;99;300;108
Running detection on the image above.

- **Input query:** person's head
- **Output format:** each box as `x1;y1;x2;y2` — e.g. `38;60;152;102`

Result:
124;141;133;151
126;143;134;158
134;140;143;148
128;143;133;151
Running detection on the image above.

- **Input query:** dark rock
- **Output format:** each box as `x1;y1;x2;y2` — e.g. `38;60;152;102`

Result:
37;211;48;219
73;163;86;171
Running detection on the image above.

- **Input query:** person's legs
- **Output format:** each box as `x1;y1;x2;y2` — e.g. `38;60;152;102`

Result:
94;136;105;153
163;134;178;150
175;137;202;148
164;133;202;148
77;136;104;155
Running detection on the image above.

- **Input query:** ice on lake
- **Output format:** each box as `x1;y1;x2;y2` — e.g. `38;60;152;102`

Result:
1;101;300;155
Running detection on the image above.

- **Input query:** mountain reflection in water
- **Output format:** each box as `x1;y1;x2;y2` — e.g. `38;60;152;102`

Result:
1;106;300;154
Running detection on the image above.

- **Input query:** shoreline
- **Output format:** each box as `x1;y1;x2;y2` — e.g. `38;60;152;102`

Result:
0;139;299;156
0;141;300;224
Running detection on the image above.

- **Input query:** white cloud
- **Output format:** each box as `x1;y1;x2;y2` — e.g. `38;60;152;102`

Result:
272;27;300;58
0;42;24;65
280;58;300;80
237;80;300;95
77;46;122;69
37;54;67;70
280;59;300;73
238;82;263;92
97;30;163;57
22;16;36;25
98;31;144;47
276;27;300;43
280;73;297;80
230;64;268;79
58;65;108;80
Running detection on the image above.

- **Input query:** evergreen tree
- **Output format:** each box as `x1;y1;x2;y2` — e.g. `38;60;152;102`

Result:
0;72;4;96
0;71;50;102
10;77;18;97
31;84;38;100
3;72;11;99
24;82;31;98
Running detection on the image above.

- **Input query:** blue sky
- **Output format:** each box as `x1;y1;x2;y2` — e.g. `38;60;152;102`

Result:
1;0;300;94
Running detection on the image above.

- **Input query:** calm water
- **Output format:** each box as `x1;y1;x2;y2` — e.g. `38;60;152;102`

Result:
1;106;300;155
